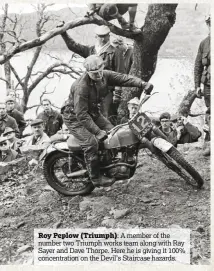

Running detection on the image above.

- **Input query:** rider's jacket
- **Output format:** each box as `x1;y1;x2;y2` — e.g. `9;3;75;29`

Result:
194;36;210;88
63;70;143;135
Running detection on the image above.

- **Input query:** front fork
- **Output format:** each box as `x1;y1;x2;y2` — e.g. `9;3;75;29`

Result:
68;153;72;173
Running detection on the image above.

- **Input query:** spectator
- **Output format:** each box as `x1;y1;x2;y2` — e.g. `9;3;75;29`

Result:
37;99;63;137
112;36;133;74
7;89;23;112
23;119;50;146
6;97;26;137
0;102;19;137
159;112;178;147
0;136;18;162
171;115;202;144
120;97;140;123
3;127;22;151
194;14;211;156
87;4;139;32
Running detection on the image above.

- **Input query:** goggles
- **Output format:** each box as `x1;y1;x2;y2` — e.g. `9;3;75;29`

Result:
87;64;104;74
0;142;8;147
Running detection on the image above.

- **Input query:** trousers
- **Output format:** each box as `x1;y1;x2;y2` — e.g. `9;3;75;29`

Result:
204;84;211;141
63;113;113;181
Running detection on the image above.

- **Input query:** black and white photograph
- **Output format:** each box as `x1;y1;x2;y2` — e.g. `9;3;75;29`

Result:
0;1;211;268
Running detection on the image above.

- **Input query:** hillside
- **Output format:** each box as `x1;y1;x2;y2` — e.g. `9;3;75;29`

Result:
0;143;210;265
1;3;210;57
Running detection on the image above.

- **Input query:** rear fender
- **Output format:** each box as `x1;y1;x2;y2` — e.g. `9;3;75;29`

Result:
151;137;173;153
39;142;69;161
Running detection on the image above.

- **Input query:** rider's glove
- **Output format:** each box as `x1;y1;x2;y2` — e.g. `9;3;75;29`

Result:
142;82;153;95
96;130;108;142
195;87;203;99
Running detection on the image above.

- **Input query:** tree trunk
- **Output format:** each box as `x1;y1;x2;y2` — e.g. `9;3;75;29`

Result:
177;90;197;117
118;4;178;120
22;90;29;113
4;61;11;90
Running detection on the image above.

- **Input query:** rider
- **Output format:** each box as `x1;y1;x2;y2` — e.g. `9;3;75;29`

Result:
62;55;153;187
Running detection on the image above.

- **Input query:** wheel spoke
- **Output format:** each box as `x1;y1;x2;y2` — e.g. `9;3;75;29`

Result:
52;156;89;192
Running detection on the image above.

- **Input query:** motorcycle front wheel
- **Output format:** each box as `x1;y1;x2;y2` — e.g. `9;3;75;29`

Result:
154;146;204;189
43;151;94;196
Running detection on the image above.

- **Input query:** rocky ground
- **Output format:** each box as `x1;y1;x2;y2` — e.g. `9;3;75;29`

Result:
0;142;210;265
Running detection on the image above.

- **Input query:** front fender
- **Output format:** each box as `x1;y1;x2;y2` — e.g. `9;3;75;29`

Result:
151;137;173;153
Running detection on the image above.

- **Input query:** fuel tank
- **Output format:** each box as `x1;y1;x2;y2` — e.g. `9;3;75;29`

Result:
66;124;139;151
103;124;139;149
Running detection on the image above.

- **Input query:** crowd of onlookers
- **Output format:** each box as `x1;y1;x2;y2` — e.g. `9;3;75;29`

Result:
0;87;207;166
0;91;68;163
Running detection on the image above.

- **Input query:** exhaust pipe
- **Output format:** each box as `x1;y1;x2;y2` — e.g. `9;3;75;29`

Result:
67;169;87;178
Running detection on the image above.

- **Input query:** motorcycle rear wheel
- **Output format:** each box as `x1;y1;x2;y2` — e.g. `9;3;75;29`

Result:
155;146;204;189
43;151;94;196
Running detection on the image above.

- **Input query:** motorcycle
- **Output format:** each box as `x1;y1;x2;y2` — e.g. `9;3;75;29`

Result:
40;93;204;196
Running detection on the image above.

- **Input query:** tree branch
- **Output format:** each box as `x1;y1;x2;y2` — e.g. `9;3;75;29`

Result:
24;46;42;86
0;77;9;84
9;62;25;89
0;3;8;45
50;69;79;78
26;104;40;110
27;62;72;95
0;14;142;64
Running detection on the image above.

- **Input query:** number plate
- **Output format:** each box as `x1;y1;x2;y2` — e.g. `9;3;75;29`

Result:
128;112;153;138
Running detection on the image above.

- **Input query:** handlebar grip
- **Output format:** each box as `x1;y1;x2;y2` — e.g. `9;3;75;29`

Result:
99;134;108;142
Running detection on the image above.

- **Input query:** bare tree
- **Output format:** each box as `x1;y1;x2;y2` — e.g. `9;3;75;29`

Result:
0;4;11;90
0;4;197;118
0;3;82;112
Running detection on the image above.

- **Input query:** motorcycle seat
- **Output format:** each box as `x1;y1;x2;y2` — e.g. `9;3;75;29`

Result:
67;135;81;151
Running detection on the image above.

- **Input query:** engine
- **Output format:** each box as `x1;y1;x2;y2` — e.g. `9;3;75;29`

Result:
99;145;138;180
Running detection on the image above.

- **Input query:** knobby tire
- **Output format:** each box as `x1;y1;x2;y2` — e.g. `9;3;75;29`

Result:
43;151;94;196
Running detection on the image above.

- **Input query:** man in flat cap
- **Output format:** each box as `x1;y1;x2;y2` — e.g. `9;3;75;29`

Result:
6;89;23;112
194;14;211;156
120;97;140;123
6;97;26;138
0;102;19;138
0;136;19;162
112;36;133;74
23;119;50;146
3;127;22;151
60;24;125;120
62;55;153;187
87;4;139;32
171;114;202;145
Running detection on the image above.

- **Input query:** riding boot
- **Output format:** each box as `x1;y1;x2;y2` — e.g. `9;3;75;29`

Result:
117;16;130;30
87;157;114;187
